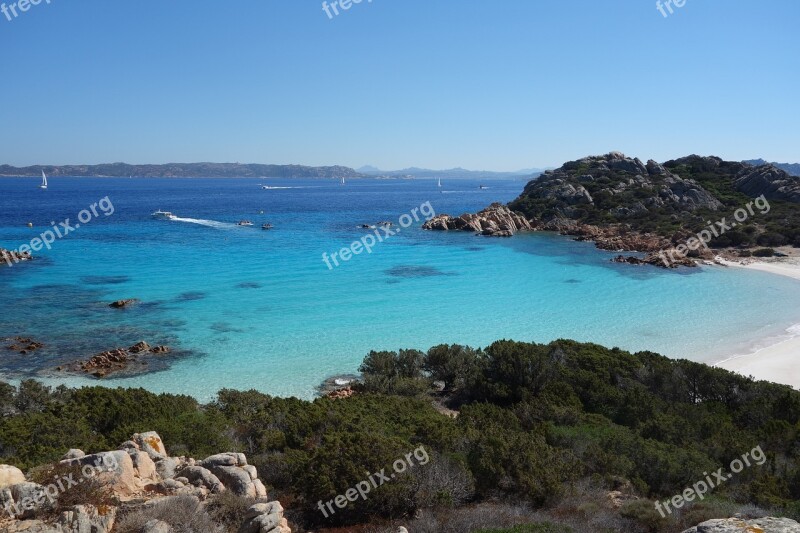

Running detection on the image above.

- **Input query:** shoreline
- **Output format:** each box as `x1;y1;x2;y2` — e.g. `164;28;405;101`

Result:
713;253;800;389
716;325;800;390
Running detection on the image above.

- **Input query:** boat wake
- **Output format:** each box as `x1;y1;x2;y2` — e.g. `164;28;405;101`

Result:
169;217;239;229
262;186;324;190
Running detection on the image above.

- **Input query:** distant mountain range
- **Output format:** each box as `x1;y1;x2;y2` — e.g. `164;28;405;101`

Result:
743;159;800;177
357;165;547;180
0;163;363;179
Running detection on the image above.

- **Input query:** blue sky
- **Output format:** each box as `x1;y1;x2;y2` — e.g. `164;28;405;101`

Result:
0;0;797;170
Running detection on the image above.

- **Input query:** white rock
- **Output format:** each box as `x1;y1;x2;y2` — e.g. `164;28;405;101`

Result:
0;465;26;489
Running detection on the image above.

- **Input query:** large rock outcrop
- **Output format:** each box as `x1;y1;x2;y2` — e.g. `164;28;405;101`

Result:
1;431;287;533
422;203;533;237
239;501;291;533
682;517;800;532
513;152;723;220
0;465;26;489
734;164;800;203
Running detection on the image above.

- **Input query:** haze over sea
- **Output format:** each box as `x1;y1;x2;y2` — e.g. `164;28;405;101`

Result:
2;177;800;401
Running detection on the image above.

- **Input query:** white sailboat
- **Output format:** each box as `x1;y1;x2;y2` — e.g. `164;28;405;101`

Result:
39;171;48;190
437;178;442;188
340;177;346;185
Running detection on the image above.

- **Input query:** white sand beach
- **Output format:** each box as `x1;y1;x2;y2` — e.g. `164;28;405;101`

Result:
717;328;800;390
715;252;800;389
715;256;800;282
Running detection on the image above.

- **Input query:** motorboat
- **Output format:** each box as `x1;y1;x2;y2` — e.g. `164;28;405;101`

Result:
151;210;177;220
237;220;254;226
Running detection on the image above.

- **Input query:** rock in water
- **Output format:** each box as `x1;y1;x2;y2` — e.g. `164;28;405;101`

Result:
422;203;532;236
109;299;140;309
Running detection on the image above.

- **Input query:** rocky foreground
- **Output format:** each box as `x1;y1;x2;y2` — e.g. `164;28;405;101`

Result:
0;431;289;533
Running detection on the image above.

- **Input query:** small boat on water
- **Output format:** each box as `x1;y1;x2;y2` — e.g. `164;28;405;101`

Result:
340;177;346;185
479;184;488;189
237;220;254;227
262;223;273;230
151;210;177;220
39;171;48;190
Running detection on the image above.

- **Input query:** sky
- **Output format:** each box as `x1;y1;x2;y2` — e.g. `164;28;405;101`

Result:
0;0;798;171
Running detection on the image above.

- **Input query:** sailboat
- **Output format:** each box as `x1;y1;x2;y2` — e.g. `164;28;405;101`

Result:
437;178;442;188
39;171;48;190
340;177;346;185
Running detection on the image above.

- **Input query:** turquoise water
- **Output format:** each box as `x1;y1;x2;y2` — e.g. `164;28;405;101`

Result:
2;177;800;400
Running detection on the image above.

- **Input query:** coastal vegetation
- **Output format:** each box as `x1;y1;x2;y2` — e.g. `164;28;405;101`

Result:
2;339;800;532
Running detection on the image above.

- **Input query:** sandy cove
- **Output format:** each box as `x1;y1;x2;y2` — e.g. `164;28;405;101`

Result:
714;250;800;389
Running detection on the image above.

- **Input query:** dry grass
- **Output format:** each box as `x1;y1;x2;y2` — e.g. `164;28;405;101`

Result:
205;491;259;533
115;494;221;533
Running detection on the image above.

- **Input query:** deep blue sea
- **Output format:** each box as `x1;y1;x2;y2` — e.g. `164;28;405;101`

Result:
2;176;800;400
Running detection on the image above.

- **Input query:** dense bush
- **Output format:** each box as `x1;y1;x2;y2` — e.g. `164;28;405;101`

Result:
3;338;800;532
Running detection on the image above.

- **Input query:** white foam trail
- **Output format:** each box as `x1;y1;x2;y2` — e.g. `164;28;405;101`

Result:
169;217;239;229
262;186;323;189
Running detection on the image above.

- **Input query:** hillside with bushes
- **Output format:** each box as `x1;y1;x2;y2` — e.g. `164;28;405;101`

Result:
2;340;800;532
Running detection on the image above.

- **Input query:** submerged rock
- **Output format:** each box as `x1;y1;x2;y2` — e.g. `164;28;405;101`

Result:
66;342;172;378
109;299;140;309
5;337;44;355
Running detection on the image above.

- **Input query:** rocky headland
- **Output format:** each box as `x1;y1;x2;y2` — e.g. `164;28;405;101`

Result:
424;152;800;268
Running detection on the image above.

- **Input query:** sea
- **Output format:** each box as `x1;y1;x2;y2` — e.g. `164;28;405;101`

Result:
2;176;800;401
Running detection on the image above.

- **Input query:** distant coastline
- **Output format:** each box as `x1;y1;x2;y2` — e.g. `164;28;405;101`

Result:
0;163;364;179
0;163;544;180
